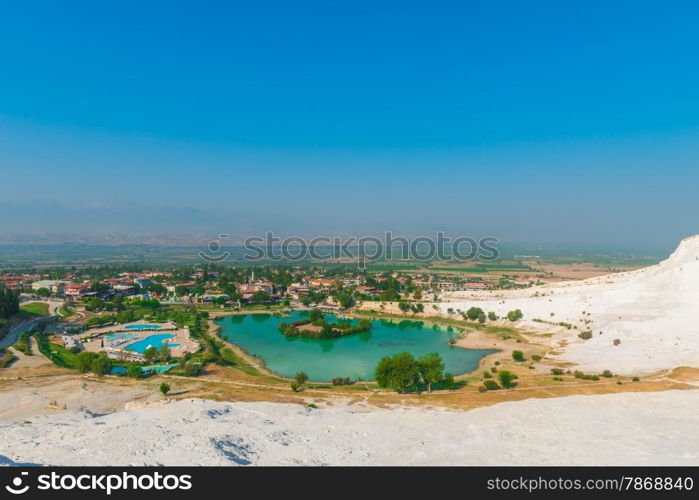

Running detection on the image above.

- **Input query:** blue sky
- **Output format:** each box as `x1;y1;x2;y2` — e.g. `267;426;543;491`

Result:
1;1;698;248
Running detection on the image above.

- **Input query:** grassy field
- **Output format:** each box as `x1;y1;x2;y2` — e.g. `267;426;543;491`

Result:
20;302;50;316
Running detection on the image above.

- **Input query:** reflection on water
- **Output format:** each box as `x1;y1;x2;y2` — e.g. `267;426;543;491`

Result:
217;311;495;381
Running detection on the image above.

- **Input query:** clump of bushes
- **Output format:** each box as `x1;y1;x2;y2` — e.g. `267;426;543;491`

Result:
632;376;640;382
507;309;523;321
574;370;600;381
578;330;593;340
601;369;614;378
497;370;518;388
331;377;353;386
550;368;564;375
482;380;501;391
512;350;525;362
531;354;542;362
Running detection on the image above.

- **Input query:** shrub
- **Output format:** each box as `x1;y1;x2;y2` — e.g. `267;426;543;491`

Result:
442;372;455;388
331;377;353;386
531;354;542;362
465;307;484;320
74;351;96;373
552;377;563;381
290;381;302;392
506;309;523;321
550;368;564;375
574;371;599;381
512;350;525;362
497;370;518;388
478;385;488;393
578;330;593;340
295;371;309;385
159;382;170;395
488;312;498;321
482;371;492;379
601;369;614;378
126;365;143;378
632;376;640;382
482;380;500;391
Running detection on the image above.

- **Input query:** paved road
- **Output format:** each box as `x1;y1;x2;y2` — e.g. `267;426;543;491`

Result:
0;318;38;350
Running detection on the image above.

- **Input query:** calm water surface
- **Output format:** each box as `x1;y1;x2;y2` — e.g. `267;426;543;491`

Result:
216;311;495;381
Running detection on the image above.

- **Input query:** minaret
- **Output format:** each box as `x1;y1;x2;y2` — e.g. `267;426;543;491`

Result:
251;269;255;283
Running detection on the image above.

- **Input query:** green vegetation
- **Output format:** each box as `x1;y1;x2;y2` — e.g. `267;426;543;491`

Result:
295;371;308;385
506;309;523;321
417;352;445;392
34;332;77;369
73;350;112;375
278;309;372;339
511;350;525;362
19;302;49;317
13;331;33;355
481;379;500;391
574;370;600;381
159;382;171;395
0;285;20;325
375;352;420;393
601;369;614;378
497;370;518;388
374;351;449;393
0;348;17;368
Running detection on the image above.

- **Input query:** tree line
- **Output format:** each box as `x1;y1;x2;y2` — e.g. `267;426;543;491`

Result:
0;284;20;324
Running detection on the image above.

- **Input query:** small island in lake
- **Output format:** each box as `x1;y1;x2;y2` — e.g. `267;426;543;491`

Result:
278;308;372;339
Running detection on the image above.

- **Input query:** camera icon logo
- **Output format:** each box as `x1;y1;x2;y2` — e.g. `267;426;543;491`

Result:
5;472;29;495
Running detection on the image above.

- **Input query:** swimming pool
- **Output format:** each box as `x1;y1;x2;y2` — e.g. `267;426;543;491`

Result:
124;334;180;354
124;324;162;331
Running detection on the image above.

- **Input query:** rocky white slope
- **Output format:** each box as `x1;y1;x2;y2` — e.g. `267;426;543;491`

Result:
1;392;698;466
440;235;699;374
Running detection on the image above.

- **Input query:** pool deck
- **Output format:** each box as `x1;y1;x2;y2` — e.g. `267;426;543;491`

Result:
76;321;199;360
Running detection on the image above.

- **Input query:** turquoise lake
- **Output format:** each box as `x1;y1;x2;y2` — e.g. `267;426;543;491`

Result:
216;311;496;381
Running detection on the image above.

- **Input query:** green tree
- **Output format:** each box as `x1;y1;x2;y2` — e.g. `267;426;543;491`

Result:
512;350;525;362
507;309;523;321
333;289;355;309
375;352;420;393
497;370;519;388
158;344;171;361
143;346;157;362
36;287;51;297
308;308;323;322
418;352;445;392
127;365;143;378
159;382;170;395
466;307;484;320
91;353;112;375
295;371;309;385
250;290;271;304
74;351;96;372
487;311;498;321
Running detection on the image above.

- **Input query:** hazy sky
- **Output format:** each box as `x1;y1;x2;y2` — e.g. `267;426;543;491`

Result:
1;1;698;248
